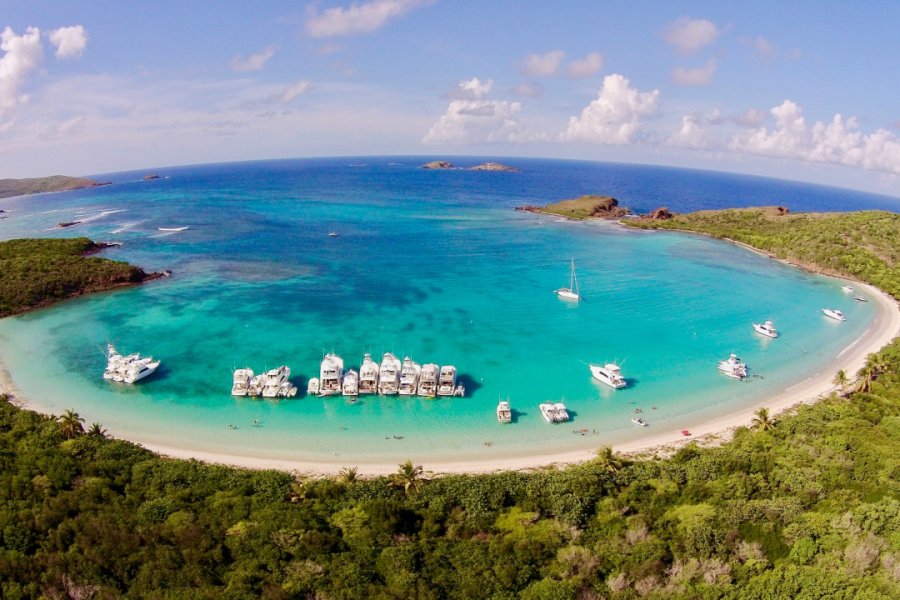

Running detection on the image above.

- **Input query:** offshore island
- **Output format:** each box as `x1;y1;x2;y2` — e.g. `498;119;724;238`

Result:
0;184;898;596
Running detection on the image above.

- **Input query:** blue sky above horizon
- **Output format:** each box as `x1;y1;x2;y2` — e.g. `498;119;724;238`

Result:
2;1;899;198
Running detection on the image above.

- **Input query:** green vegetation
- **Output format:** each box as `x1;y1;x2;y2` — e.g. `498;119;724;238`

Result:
0;175;107;199
538;195;630;220
0;238;153;317
0;341;897;598
625;207;900;300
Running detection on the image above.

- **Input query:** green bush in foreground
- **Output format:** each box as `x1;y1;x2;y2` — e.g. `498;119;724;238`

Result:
0;338;897;598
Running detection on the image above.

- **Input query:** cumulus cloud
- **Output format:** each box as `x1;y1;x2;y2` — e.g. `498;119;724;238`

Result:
663;17;719;55
268;80;312;103
422;77;524;144
48;25;87;59
520;50;565;77
305;0;431;38
731;100;900;175
230;46;276;72
561;74;660;144
566;52;603;79
0;26;44;121
671;59;716;86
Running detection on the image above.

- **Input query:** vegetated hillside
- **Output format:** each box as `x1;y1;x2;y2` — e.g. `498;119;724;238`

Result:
626;207;900;299
536;194;631;220
0;176;107;199
0;238;153;317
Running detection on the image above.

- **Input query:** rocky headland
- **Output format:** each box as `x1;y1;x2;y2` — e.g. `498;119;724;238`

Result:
0;175;112;200
422;161;517;172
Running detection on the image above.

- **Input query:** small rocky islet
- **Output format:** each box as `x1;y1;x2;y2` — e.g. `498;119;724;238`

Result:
421;160;518;172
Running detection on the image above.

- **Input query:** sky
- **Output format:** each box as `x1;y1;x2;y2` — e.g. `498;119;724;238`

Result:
2;0;900;198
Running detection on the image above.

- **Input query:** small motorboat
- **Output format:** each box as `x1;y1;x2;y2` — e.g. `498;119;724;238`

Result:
853;295;868;303
307;377;320;395
496;399;512;424
752;320;779;338
631;417;648;427
822;308;846;321
841;285;854;293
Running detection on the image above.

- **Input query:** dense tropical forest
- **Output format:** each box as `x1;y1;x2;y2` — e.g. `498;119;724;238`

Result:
624;207;900;300
0;238;157;317
0;339;897;598
0;211;898;598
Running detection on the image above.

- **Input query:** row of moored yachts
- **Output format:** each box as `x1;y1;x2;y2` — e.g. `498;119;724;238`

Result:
103;344;161;384
231;352;466;398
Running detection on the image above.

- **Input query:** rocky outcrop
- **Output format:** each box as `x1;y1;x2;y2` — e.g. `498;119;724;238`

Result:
646;207;674;220
422;161;456;169
470;162;518;172
143;174;161;181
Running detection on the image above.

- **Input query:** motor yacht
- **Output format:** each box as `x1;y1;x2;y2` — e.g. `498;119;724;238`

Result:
752;320;779;338
417;363;439;397
589;363;626;389
553;402;569;422
539;403;558;423
717;353;748;380
121;355;161;384
398;357;421;396
319;353;344;396
358;353;380;394
497;399;512;424
262;366;291;398
104;344;159;384
307;377;320;396
822;308;846;321
437;365;457;396
841;285;854;293
378;352;402;395
342;369;359;396
231;368;253;396
247;373;265;396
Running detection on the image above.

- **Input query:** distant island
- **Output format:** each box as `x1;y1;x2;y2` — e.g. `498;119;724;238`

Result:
143;174;161;181
422;160;518;172
0;175;111;200
0;237;165;318
516;194;637;220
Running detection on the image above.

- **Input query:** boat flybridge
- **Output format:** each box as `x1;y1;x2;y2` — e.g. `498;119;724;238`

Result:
437;365;457;396
717;353;748;380
378;352;402;395
417;363;439;397
554;258;581;301
589;363;626;389
497;398;512;424
358;353;380;394
319;353;344;396
822;308;846;322
752;320;779;338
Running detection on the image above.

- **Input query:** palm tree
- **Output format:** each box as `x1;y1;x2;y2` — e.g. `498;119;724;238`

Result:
751;407;776;432
338;466;359;484
389;460;427;496
594;446;624;474
58;409;84;439
833;369;849;395
87;422;108;438
855;353;884;393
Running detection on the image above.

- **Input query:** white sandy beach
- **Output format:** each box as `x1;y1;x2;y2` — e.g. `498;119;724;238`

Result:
2;280;898;477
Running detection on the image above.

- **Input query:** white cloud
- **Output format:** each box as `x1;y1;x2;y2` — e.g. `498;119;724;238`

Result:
230;46;276;72
748;35;774;59
663;17;719;55
566;52;603;79
669;115;708;148
520;50;565;77
510;81;544;99
671;59;716;86
0;26;44;122
48;25;87;59
422;77;523;144
561;73;660;144
305;0;430;38
733;108;767;127
268;80;312;103
731;100;900;175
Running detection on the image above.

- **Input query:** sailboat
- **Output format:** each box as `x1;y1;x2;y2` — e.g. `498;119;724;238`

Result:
555;258;581;301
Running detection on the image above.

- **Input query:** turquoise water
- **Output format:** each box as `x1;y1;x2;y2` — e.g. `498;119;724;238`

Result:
0;158;884;464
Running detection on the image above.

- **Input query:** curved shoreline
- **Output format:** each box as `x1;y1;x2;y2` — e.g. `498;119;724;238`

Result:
2;279;896;477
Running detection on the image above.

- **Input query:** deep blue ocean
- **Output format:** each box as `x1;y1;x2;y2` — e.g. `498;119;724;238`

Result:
0;157;894;467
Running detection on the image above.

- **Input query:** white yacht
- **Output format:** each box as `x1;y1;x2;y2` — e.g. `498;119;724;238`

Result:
342;369;359;396
752;320;779;338
841;285;854;293
307;377;320;396
822;308;846;321
553;402;570;422
121;355;161;384
555;258;581;301
247;373;266;397
853;295;868;303
497;399;512;424
378;352;402;395
319;353;344;396
539;403;558;423
358;353;380;394
398;357;421;396
437;365;458;396
231;368;254;396
104;344;159;384
262;366;291;398
417;363;439;397
589;363;626;389
717;353;748;380
278;381;298;397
